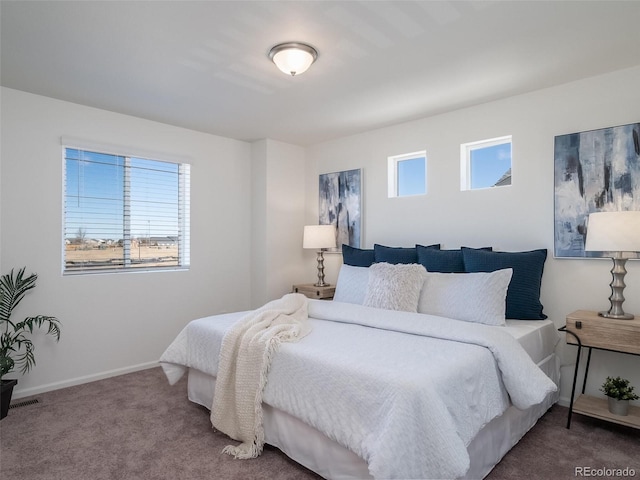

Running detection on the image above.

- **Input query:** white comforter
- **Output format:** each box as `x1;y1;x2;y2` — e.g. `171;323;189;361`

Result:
211;293;311;459
160;300;557;480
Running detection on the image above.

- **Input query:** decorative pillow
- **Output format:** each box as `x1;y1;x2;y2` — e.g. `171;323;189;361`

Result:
363;263;427;312
342;244;375;267
333;265;369;305
462;248;548;320
416;245;492;273
374;243;440;265
417;269;513;325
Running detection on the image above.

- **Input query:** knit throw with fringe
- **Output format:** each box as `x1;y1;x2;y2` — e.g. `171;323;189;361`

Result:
210;293;311;459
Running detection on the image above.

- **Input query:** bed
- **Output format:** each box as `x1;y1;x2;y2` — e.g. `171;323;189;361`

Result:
161;258;560;480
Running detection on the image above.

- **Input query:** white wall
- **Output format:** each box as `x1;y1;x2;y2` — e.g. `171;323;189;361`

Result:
305;66;640;404
250;139;307;307
1;88;253;398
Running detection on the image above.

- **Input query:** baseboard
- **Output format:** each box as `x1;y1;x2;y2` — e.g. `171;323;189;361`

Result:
11;361;160;400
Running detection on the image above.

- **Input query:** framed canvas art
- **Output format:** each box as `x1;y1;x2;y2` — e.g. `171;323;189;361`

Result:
554;122;640;258
319;168;362;251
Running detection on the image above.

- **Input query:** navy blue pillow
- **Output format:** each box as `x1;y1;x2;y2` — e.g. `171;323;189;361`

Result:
462;248;547;320
417;246;492;273
374;243;439;265
342;244;375;267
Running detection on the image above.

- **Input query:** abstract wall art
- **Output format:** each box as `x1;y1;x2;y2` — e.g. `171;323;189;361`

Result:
319;168;362;251
554;122;640;258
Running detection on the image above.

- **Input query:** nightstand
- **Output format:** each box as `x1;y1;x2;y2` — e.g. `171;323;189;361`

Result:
560;310;640;429
292;284;335;300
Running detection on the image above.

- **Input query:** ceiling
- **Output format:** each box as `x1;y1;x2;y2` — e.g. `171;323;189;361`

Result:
2;1;640;147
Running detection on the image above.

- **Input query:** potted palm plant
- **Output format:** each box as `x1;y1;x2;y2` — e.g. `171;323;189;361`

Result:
1;267;61;419
600;376;639;416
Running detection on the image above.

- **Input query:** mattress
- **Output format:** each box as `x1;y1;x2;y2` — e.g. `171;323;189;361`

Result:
503;319;560;364
183;317;560;480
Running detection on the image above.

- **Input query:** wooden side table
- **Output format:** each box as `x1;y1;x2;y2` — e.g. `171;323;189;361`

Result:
560;310;640;429
292;284;335;300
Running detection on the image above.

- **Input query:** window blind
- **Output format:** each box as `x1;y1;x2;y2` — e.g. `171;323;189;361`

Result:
63;147;190;274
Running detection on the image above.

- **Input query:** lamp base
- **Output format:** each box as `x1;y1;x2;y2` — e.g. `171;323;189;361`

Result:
314;250;327;288
599;255;635;320
598;311;635;320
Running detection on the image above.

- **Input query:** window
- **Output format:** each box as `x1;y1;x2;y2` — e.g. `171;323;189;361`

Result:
461;136;512;190
388;151;426;197
63;145;190;274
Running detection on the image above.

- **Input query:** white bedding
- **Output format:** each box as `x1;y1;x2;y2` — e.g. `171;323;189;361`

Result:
502;318;560;364
161;299;558;480
211;293;311;459
186;358;559;480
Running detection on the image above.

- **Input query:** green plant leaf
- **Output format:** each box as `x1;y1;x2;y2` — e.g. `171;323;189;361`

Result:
0;267;61;380
600;376;640;401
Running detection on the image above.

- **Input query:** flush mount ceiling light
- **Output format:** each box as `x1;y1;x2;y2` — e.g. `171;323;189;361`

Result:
268;42;318;76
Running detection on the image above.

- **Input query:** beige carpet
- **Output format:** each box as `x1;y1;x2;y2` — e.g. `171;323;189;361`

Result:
1;367;638;480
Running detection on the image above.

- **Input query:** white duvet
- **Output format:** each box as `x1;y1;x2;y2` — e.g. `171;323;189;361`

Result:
160;299;557;480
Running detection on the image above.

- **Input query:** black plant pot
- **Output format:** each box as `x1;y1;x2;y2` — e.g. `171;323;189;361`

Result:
1;379;18;420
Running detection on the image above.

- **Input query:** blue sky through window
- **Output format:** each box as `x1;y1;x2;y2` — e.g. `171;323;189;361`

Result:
65;149;180;241
470;143;511;189
397;157;426;196
129;158;179;240
65;149;125;240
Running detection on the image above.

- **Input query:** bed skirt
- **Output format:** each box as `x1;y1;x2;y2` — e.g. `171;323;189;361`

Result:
186;353;560;480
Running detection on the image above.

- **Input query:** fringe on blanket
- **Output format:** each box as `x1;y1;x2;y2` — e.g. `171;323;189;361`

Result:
220;334;284;459
210;293;311;459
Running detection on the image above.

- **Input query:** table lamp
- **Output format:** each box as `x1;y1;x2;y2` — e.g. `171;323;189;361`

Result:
585;211;640;319
303;225;336;287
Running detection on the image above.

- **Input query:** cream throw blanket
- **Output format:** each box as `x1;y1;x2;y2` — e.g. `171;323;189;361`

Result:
210;293;311;459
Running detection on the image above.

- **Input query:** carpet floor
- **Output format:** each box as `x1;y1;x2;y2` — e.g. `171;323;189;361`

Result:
1;367;638;480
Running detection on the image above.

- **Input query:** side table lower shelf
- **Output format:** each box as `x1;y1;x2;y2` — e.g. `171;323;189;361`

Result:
560;314;640;429
572;394;640;429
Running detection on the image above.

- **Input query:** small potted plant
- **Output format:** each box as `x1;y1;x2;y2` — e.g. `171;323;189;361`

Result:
1;267;61;419
600;376;639;416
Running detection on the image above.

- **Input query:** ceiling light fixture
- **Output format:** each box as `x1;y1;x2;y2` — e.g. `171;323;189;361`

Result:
269;42;318;76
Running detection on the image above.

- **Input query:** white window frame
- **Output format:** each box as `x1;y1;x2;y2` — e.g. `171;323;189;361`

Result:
61;138;190;275
387;151;427;198
460;135;512;191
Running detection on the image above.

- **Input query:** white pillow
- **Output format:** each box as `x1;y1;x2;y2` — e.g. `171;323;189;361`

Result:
363;263;427;312
417;269;513;326
333;265;369;305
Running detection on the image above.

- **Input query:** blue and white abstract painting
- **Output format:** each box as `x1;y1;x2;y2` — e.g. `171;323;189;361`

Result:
319;168;362;251
554;122;640;258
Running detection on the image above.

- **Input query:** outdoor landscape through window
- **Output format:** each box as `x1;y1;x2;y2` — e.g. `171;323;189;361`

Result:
64;147;190;273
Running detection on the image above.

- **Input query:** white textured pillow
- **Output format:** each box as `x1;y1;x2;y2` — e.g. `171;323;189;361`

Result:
333;265;369;305
417;269;513;326
363;263;427;312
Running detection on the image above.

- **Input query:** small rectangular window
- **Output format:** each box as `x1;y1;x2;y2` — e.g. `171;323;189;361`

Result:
461;136;511;190
63;145;190;274
388;151;427;197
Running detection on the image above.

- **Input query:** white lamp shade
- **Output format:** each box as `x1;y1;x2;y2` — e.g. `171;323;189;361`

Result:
585;211;640;252
269;43;317;76
303;225;336;249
